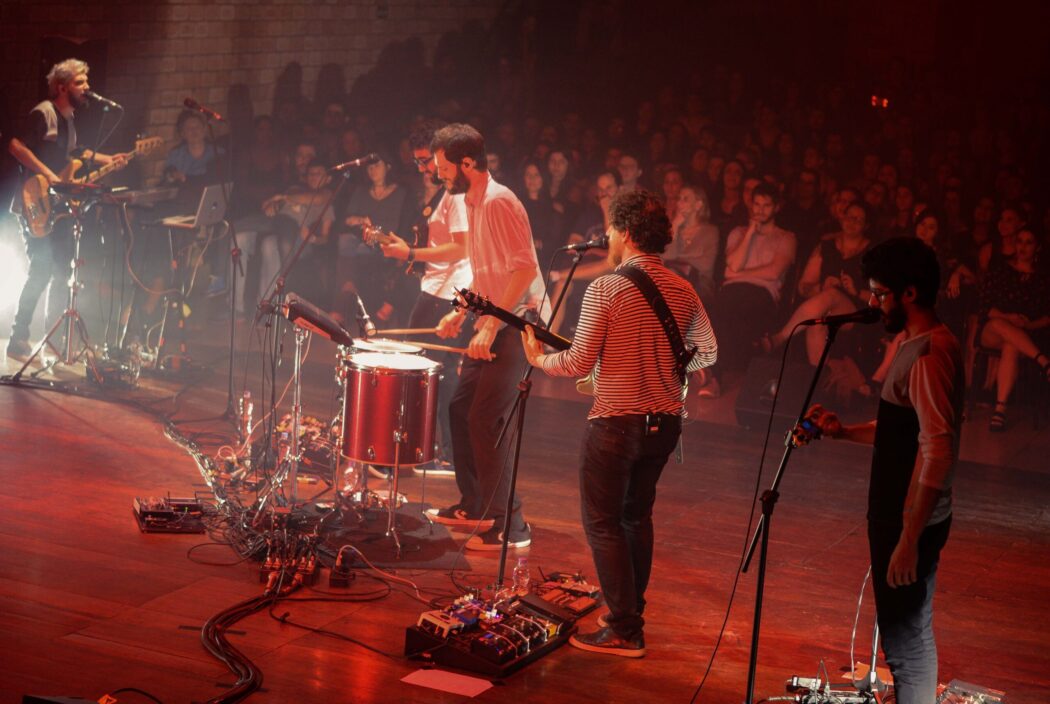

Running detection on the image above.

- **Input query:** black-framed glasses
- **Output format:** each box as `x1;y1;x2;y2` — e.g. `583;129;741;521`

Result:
869;287;892;302
413;155;433;168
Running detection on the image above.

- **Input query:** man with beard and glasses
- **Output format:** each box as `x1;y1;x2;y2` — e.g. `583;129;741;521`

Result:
379;119;471;474
795;236;965;703
521;189;716;657
6;58;128;360
427;123;549;551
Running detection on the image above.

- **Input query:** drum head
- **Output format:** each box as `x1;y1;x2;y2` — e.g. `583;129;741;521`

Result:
352;337;422;354
348;351;441;372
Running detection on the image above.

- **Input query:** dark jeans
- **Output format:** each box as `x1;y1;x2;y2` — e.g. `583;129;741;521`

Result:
868;516;951;704
579;413;681;641
448;325;528;532
408;291;470;462
11;218;74;343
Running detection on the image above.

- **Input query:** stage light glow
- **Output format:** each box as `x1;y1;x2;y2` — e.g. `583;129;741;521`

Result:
0;222;29;316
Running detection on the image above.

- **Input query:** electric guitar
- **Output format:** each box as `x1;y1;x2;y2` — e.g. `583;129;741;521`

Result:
452;288;572;351
21;136;164;237
363;224;425;276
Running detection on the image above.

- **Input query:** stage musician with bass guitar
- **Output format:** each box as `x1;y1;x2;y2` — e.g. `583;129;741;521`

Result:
6;58;131;360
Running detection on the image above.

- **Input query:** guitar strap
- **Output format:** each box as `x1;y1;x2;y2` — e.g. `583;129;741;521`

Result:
614;265;696;384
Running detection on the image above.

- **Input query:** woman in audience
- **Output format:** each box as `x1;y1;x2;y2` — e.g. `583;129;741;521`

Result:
977;229;1050;431
712;159;748;232
665;184;720;301
518;160;561;256
764;201;872;365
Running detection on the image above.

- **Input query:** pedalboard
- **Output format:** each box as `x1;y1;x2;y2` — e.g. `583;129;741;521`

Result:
404;573;600;678
132;496;206;533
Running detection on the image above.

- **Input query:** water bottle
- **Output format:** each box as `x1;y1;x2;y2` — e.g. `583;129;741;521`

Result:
511;557;531;596
239;390;253;445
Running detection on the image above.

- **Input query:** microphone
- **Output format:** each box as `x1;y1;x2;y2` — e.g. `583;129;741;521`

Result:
560;233;609;252
800;307;882;326
183;97;224;121
353;293;377;337
331;153;380;172
85;90;121;108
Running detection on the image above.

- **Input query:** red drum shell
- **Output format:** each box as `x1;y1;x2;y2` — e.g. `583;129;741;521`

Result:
339;352;441;467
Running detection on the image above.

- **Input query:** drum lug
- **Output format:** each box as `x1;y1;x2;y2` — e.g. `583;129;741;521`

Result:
367;446;376;460
415;448;424;463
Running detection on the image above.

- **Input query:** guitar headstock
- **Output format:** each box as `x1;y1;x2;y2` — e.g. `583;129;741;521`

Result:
133;136;164;156
362;225;393;246
453;288;492;316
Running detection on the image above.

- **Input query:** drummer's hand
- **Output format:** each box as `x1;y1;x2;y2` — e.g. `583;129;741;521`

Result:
436;309;466;339
380;233;409;260
468;318;498;360
521;325;545;367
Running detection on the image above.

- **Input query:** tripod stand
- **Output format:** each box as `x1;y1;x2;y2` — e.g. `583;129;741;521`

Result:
10;201;102;383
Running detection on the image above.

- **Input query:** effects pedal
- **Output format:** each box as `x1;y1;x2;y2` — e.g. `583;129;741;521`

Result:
132;496;206;533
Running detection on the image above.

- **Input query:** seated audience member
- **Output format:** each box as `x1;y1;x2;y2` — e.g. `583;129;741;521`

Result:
338;152;413;323
617;153;644;192
765;201;872;364
256;159;336;307
712;159;748;233
661;166;684;223
777;168;826;256
887;183;916;237
703;182;797;397
976;229;1050;431
664;184;719;301
517;160;562;256
547;171;621;336
978;205;1025;274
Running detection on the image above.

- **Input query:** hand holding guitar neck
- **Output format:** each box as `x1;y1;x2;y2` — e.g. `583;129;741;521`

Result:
453;288;572;351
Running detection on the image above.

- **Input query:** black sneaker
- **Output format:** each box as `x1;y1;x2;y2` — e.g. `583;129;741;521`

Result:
569;627;645;658
5;338;31;360
425;505;494;530
465;523;531;551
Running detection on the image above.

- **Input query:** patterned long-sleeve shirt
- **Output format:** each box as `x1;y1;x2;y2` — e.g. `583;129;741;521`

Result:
541;253;717;419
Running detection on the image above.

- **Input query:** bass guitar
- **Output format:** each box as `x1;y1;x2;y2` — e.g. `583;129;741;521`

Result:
22;136;164;237
452;288;571;351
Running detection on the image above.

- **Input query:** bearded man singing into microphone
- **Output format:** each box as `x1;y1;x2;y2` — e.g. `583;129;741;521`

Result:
6;58;128;360
798;237;965;703
522;189;717;656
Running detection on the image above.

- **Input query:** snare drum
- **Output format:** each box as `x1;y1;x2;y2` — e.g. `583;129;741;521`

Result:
340;352;441;467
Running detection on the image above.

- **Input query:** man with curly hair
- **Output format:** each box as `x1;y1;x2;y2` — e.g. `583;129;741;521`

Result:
522;189;717;657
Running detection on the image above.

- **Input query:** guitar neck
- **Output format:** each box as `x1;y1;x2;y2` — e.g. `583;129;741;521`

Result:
460;293;571;351
76;154;134;184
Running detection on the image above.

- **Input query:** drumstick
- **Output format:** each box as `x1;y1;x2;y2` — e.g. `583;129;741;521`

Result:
407;340;470;355
374;327;439;336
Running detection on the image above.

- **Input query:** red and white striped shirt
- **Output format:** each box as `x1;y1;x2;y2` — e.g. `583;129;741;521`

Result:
541;254;717;419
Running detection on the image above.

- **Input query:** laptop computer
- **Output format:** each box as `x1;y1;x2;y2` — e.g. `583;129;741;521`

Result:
161;183;230;229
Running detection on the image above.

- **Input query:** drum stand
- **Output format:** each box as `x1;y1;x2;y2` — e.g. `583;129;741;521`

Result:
11;207;103;383
254;327;308;515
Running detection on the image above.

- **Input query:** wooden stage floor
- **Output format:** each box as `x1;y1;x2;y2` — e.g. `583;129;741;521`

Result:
1;330;1048;703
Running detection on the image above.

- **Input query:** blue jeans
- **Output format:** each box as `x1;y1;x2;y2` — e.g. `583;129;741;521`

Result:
868;516;951;704
579;414;681;641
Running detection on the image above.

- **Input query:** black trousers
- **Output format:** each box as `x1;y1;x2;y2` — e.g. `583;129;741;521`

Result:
448;325;528;531
407;291;470;461
579;413;681;640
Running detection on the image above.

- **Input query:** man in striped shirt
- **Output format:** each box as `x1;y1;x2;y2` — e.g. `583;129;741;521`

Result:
523;189;717;657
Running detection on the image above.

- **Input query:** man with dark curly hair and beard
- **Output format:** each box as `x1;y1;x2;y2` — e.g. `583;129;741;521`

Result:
799;236;965;703
522;189;717;657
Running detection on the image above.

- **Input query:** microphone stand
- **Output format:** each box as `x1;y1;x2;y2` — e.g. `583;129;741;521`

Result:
254;171;348;499
202;116;243;424
741;321;843;704
491;249;586;591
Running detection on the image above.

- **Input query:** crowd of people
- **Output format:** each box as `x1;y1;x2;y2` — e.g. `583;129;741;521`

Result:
153;50;1050;433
